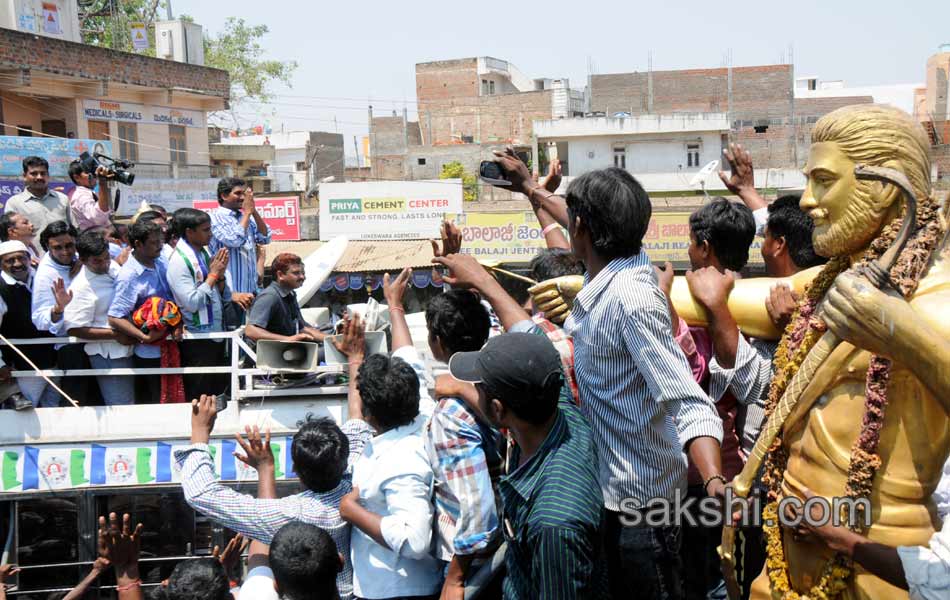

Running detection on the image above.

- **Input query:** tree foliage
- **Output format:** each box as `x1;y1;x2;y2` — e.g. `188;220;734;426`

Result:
440;161;479;202
79;5;296;107
203;17;297;105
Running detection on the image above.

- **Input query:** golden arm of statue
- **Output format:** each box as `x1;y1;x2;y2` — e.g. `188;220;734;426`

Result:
671;266;822;340
528;275;584;325
822;266;950;409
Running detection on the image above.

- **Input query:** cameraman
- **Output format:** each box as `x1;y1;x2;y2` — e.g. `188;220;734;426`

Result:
67;159;114;233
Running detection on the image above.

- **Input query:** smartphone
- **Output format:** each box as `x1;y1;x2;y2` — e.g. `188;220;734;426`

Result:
479;161;511;186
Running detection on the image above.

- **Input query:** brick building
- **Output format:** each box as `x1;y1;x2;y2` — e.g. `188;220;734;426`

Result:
0;27;229;181
367;57;583;193
917;44;950;189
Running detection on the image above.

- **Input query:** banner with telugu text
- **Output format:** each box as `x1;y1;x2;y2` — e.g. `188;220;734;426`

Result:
194;197;301;241
1;438;296;493
452;211;763;265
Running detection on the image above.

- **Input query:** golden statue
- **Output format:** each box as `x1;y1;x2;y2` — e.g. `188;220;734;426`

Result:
530;104;950;600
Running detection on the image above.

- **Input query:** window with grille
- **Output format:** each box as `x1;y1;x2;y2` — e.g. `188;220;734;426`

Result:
613;146;626;169
687;143;700;168
169;125;187;164
118;123;139;162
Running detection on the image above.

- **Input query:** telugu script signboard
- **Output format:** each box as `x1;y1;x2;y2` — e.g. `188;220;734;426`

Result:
319;180;463;241
194;196;301;241
451;211;763;265
82;99;204;128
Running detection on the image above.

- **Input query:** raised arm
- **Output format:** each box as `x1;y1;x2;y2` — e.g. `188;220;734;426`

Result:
492;147;570;228
331;316;366;422
383;267;413;351
432;254;529;331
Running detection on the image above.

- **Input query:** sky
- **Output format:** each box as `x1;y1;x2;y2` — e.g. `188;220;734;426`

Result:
175;0;950;157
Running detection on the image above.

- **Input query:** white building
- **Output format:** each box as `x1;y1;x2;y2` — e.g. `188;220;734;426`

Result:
534;113;807;192
794;77;922;115
218;132;309;192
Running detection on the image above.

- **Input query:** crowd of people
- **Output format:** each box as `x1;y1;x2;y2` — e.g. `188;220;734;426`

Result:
1;139;948;600
0;156;291;409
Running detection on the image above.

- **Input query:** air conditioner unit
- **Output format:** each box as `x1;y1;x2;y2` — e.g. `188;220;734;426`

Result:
154;20;205;65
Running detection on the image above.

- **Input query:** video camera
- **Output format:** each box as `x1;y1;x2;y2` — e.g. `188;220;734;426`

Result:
78;151;135;186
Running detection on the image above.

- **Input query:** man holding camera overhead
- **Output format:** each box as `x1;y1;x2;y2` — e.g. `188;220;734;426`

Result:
67;158;114;233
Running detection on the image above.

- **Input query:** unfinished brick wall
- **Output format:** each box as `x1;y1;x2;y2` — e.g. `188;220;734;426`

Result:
0;28;229;97
416;59;553;145
933;144;950;190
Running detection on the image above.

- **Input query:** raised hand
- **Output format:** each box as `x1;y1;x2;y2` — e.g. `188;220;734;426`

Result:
431;221;463;258
383;267;412;309
332;314;366;360
52;277;73;314
234;425;274;471
766;284;799;331
190;394;218;444
431;254;492;290
543;158;562;193
212;533;249;573
97;513;143;572
718;143;755;195
654;261;675;298
492;146;535;195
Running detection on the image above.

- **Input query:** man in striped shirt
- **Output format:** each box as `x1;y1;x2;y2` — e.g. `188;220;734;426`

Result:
209;177;271;296
449;331;608;599
492;152;726;600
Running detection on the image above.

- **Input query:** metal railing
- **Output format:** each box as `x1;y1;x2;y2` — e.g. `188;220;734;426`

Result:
1;329;349;405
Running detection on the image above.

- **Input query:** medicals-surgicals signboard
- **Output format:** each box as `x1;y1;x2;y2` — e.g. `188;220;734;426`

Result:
319;179;462;241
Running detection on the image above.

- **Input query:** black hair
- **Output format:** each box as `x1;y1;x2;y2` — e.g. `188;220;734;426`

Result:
689;197;755;271
22;156;48;173
166;558;230;600
129;219;163;249
39;221;77;252
217;177;246;203
565;168;652;260
110;222;129;242
164;216;179;244
0;212;19;242
76;231;109;260
292;416;349;493
136;210;164;225
356;354;420;430
149;204;168;216
425;290;490;356
482;371;563;426
271;523;341;600
529;248;585;281
173;208;211;239
67;159;88;185
766;195;827;269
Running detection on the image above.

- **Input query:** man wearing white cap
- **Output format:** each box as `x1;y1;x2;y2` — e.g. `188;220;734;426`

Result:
0;240;58;409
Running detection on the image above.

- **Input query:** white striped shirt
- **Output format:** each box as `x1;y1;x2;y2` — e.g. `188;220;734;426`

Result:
564;252;723;511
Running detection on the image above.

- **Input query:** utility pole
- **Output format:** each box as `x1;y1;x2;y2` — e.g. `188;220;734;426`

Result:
353;136;361;169
166;0;173;20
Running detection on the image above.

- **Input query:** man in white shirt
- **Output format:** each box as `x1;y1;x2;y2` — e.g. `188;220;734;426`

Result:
336;318;441;599
0;241;56;410
63;231;135;406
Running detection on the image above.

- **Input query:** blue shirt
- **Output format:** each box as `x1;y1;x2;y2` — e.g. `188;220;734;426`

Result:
107;254;172;359
208;207;271;294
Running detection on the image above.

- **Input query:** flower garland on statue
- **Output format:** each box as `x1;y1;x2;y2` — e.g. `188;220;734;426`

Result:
760;192;943;600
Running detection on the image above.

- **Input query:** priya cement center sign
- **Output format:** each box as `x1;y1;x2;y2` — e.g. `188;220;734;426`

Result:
319;180;463;241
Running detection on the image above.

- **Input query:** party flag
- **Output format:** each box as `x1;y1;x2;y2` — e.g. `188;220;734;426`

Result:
156;442;172;483
136;447;154;484
270;443;284;479
91;444;107;485
70;449;88;486
284;437;296;479
22;446;39;490
2;451;20;490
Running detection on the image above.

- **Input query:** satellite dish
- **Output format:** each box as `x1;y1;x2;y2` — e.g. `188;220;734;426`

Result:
689;160;720;187
689;159;720;202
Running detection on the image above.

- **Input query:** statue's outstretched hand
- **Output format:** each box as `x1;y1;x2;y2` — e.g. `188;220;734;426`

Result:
529;275;585;324
821;270;912;358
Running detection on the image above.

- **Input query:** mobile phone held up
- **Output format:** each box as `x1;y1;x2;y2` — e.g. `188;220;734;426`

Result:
479;160;511;186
